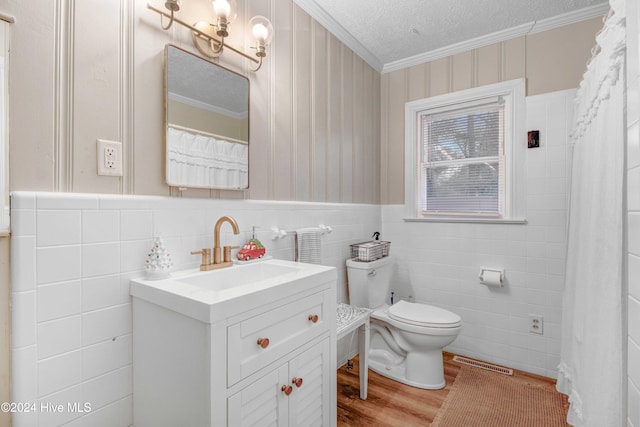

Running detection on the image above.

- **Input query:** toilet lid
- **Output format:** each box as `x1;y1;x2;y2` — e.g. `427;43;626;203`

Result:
388;300;462;328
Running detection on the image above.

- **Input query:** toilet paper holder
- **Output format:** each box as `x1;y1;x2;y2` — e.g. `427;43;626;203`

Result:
478;268;504;287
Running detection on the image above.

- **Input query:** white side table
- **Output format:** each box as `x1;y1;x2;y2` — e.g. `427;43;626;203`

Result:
337;303;372;399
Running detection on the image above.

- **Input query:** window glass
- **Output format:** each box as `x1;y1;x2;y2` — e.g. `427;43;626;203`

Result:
404;79;525;222
420;100;505;216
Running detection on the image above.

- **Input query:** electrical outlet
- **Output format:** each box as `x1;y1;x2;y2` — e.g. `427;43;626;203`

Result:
529;314;544;335
97;139;123;176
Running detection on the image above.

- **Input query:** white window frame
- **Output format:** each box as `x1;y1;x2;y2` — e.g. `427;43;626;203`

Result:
404;79;527;223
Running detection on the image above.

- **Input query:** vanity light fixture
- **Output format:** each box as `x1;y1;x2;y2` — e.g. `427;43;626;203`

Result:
148;0;274;72
160;0;180;29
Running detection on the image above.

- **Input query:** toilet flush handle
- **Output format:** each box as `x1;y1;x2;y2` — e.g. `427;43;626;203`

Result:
368;269;376;277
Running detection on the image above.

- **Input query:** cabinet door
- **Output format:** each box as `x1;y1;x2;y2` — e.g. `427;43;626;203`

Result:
288;338;332;427
228;364;290;427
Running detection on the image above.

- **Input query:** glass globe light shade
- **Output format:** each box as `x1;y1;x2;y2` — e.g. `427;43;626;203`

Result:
248;15;274;45
212;0;237;23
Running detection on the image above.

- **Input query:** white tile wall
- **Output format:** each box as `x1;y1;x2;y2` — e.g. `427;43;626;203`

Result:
10;191;380;426
380;89;575;378
628;0;640;424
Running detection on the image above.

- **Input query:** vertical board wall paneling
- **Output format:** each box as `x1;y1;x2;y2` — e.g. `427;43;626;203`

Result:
379;69;390;205
341;46;353;203
312;21;328;202
10;0;382;201
526;19;604;96
504;37;527;82
327;34;343;203
407;63;428;102
352;56;364;203
122;0;135;195
246;0;273;201
273;0;294;201
384;70;407;205
362;65;375;204
373;70;382;204
73;0;123;194
10;0;56;191
429;57;451;97
452;51;474;92
476;43;501;87
294;6;311;201
133;0;171;197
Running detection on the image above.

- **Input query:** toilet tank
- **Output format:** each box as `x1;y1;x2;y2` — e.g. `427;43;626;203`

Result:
346;256;392;309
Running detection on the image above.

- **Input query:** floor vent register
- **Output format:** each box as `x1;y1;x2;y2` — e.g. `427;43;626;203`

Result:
452;355;514;376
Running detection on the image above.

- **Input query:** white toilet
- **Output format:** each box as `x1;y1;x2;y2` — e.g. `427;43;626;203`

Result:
346;256;462;390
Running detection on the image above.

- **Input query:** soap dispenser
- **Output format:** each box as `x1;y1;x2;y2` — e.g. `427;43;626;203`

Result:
236;226;267;261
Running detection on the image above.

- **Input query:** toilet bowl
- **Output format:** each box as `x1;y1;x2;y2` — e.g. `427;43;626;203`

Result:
346;257;462;390
370;300;461;389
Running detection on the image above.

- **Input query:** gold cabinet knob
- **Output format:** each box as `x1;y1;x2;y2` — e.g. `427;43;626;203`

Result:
292;377;303;388
281;385;293;396
308;314;319;323
257;337;270;349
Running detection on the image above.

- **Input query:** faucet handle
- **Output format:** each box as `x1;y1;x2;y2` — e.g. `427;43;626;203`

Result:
191;248;212;268
223;246;240;263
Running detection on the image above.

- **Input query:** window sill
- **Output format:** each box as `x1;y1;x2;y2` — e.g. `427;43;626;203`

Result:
403;217;527;225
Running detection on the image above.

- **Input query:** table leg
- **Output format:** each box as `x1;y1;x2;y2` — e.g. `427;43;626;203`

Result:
358;319;370;400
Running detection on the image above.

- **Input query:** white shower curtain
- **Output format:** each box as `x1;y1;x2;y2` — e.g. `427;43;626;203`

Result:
557;1;626;425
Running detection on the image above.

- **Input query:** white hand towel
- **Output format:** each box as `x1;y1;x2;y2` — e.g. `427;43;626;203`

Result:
296;227;322;264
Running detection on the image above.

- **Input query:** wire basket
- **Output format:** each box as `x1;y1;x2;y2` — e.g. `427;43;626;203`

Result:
349;241;391;262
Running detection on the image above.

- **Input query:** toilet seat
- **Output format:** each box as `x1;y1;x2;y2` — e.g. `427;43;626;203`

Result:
388;300;462;328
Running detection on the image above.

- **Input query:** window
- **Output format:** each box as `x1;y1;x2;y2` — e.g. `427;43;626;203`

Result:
404;79;526;222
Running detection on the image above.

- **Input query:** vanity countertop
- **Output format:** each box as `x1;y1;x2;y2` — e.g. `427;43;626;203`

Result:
130;258;336;323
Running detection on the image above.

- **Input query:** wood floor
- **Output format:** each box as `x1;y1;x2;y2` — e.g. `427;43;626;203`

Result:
337;353;564;427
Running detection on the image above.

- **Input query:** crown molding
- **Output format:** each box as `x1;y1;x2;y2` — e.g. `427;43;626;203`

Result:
528;2;609;34
293;0;383;72
382;3;609;74
294;1;610;75
382;22;535;74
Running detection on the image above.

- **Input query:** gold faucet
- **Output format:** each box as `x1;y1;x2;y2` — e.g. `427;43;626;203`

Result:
191;215;240;271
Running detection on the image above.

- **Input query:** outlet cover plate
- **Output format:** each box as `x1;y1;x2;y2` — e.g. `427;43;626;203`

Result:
529;314;544;335
97;139;123;176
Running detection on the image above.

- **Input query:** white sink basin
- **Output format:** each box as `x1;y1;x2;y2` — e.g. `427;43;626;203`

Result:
176;261;302;291
130;258;336;323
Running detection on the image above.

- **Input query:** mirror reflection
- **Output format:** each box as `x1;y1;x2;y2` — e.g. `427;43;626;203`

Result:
165;45;249;190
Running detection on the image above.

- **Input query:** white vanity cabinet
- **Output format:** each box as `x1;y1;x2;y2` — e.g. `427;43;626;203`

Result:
228;337;332;426
130;259;337;427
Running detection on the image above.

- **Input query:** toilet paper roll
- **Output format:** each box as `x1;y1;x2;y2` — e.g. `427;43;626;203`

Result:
480;269;503;287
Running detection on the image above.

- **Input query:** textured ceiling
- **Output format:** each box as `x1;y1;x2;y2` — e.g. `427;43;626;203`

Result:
295;0;609;71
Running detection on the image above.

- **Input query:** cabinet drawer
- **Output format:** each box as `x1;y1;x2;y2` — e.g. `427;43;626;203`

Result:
227;291;331;386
